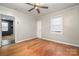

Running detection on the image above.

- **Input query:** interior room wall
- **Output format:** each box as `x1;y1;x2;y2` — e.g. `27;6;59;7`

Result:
37;5;79;46
0;5;37;44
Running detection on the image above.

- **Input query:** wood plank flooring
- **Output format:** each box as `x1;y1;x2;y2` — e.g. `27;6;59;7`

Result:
0;38;79;56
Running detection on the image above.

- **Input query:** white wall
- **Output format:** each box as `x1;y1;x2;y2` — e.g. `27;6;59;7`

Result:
37;5;79;46
0;5;37;44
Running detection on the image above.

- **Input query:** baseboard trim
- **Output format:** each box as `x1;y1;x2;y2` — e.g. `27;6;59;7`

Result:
42;38;79;48
16;37;37;43
15;37;79;48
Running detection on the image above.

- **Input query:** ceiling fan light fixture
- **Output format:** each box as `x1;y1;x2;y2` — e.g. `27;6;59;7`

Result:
35;7;38;9
26;3;48;14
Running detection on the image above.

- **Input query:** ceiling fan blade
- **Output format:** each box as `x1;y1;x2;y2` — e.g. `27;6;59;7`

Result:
36;8;40;13
39;6;48;9
28;8;35;12
26;3;33;6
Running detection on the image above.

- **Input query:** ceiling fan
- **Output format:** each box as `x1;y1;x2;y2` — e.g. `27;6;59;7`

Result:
26;3;48;13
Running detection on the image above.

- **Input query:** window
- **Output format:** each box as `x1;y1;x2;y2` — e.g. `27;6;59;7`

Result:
50;16;63;33
2;21;8;31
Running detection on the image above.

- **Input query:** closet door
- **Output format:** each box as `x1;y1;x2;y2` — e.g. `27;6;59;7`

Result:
0;15;2;47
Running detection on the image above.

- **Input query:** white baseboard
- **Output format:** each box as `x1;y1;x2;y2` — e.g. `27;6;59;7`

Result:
16;37;36;43
42;38;79;47
15;37;79;47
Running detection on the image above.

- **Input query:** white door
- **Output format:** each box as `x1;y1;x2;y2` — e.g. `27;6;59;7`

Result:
37;20;41;38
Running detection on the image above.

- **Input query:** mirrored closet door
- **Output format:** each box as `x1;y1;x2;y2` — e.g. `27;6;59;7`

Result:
0;14;15;47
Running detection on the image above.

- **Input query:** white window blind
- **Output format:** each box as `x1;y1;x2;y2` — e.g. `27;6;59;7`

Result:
50;16;63;32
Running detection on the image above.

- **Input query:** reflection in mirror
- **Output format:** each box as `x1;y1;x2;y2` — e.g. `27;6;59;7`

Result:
1;14;15;47
2;21;8;31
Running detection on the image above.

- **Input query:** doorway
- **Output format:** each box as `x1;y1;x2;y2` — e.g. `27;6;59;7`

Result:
37;20;42;38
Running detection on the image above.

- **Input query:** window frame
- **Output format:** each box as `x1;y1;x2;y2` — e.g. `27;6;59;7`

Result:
2;21;8;31
50;16;64;34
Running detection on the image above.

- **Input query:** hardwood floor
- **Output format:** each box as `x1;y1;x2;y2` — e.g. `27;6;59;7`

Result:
0;38;79;56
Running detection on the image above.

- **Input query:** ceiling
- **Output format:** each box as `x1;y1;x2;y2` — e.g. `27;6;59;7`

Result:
0;3;78;17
